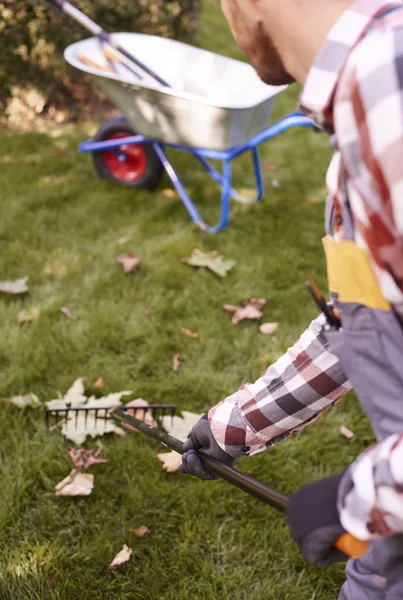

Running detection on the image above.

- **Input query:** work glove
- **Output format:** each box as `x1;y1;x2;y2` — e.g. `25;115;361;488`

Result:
179;414;235;480
286;473;349;566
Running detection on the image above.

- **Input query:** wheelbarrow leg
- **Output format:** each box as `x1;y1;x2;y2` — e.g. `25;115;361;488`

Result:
152;143;232;233
152;143;205;228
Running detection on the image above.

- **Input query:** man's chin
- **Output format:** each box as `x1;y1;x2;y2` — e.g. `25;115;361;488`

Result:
257;70;296;86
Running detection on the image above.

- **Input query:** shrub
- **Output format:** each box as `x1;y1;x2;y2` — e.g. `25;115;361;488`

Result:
0;0;202;116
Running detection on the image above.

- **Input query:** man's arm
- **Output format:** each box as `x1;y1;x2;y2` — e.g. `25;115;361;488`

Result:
338;434;403;540
209;313;352;457
286;434;403;567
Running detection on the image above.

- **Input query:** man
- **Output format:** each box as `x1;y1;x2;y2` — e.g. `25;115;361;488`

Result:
179;0;403;597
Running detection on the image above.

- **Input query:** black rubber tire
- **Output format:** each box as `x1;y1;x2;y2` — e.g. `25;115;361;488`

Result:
92;115;163;190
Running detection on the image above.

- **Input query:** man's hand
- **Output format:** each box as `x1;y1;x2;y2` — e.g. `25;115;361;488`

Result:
286;473;349;566
179;414;235;480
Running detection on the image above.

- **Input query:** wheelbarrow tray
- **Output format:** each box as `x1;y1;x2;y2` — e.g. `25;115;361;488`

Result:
64;33;286;150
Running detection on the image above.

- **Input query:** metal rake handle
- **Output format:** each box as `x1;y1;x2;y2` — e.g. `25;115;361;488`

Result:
112;407;288;510
112;407;370;559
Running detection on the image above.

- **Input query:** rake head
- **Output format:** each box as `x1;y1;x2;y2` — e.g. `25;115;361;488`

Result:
45;404;177;433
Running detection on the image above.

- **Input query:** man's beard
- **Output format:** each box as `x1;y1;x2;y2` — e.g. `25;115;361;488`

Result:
229;2;295;86
248;22;295;86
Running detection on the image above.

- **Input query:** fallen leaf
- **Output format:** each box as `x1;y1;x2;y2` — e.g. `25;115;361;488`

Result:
118;235;131;245
93;376;104;389
173;354;182;373
237;187;257;201
2;393;41;409
44;260;67;277
116;252;141;274
223;298;266;325
66;447;108;470
222;304;239;313
60;306;75;320
266;163;277;171
16;307;40;323
52;150;69;158
182;249;235;278
84;391;133;410
340;425;355;439
259;322;279;335
0;277;29;294
144;308;151;316
46;378;131;443
157;451;182;472
161;188;176;199
128;526;150;537
55;469;94;496
271;179;280;189
180;327;200;339
47;377;87;410
122;398;157;432
109;545;132;569
160;410;202;442
61;415;125;445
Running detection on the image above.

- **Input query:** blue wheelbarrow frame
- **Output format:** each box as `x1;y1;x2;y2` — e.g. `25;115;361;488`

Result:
79;111;314;233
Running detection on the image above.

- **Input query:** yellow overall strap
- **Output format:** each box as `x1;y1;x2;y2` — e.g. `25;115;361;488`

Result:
322;236;391;311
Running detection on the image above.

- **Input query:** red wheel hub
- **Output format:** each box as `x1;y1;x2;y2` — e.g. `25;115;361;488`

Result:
103;132;147;182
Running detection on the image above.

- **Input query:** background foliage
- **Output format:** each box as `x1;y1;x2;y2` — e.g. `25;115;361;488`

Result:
0;0;202;116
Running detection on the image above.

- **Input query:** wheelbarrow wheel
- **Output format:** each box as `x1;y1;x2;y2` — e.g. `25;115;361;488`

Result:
92;115;163;190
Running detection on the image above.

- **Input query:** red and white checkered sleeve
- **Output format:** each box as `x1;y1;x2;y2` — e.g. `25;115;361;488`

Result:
338;434;403;540
208;314;352;457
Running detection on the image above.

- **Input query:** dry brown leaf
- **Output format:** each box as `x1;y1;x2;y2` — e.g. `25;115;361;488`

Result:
180;327;200;339
0;277;29;295
157;451;182;472
161;188;176;199
109;545;132;569
66;447;108;470
60;306;75;320
182;249;235;278
266;163;277;171
121;398;157;432
118;235;131;245
52;150;69;158
16;307;40;323
144;308;151;316
54;469;94;496
44;260;67;277
340;425;355;439
224;298;266;325
222;304;239;313
259;322;279;335
128;526;150;537
93;376;104;389
116;253;141;274
173;354;183;373
2;393;41;409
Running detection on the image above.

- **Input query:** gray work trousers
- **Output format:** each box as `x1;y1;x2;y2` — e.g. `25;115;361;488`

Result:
338;535;403;599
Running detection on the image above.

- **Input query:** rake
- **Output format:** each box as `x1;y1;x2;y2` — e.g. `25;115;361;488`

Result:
112;407;370;561
45;404;177;433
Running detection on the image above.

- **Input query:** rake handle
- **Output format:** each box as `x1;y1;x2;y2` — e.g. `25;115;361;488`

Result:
112;408;369;559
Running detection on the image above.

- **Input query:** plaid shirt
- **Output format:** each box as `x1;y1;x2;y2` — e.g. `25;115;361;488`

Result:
209;0;403;539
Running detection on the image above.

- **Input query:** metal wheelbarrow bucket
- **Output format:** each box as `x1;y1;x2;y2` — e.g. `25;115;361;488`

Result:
65;33;286;151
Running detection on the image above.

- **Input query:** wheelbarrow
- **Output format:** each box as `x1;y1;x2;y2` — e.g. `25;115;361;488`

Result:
50;0;314;232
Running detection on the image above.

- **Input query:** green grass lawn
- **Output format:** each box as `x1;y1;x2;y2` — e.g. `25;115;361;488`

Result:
0;2;375;598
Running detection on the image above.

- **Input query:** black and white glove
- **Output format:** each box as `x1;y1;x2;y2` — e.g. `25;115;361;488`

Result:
179;414;235;480
286;473;349;566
